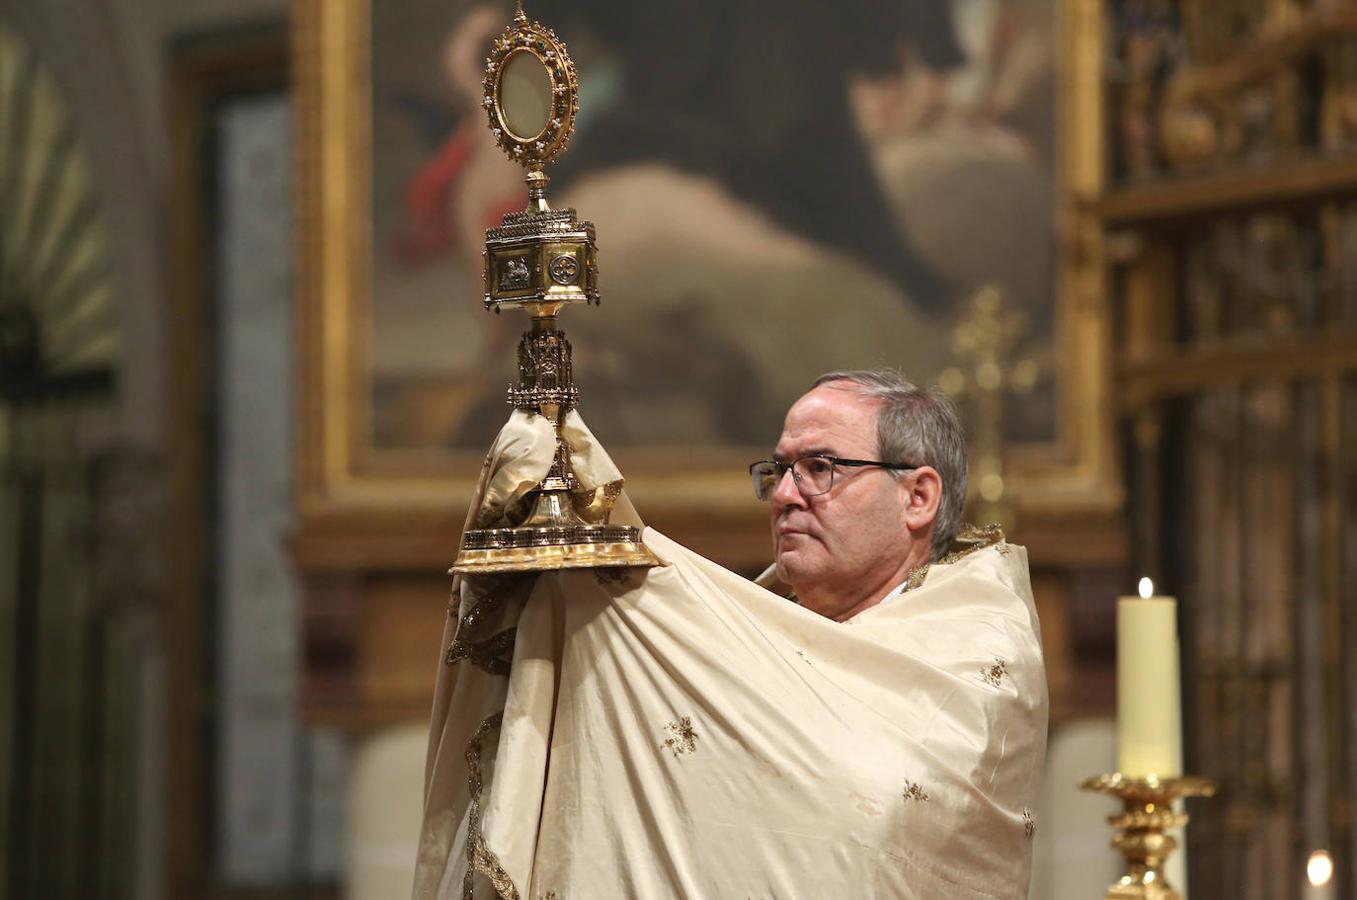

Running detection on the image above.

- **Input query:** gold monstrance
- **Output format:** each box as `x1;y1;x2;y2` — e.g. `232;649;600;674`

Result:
452;4;659;574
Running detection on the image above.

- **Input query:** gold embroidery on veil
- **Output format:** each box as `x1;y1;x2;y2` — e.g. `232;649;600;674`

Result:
464;712;520;899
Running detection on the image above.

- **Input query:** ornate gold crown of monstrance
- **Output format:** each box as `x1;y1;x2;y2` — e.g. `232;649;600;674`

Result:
451;4;659;574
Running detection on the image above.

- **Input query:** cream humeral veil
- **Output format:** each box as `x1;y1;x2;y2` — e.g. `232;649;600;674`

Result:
414;411;1048;900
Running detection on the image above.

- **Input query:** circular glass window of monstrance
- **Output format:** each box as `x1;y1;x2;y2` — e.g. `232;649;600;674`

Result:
498;49;552;141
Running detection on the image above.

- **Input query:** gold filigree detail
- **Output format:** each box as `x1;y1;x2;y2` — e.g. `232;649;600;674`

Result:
899;523;1007;597
981;658;1009;687
447;627;517;676
464;712;520;900
1023;808;1035;839
661;717;698;758
902;780;931;803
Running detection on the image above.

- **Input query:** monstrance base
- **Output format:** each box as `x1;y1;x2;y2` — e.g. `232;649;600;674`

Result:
451;523;660;574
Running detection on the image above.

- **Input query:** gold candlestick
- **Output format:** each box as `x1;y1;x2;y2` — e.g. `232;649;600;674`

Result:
1079;774;1216;900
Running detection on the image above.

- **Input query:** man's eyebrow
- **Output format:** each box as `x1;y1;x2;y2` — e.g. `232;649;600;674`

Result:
773;447;835;463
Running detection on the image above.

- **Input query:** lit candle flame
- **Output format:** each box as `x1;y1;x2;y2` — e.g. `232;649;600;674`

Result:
1138;577;1154;599
1308;849;1333;887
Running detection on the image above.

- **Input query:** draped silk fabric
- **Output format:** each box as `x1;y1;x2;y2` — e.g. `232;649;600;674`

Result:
414;413;1048;899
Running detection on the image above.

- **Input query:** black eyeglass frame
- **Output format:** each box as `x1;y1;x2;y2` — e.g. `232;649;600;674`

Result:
748;455;922;501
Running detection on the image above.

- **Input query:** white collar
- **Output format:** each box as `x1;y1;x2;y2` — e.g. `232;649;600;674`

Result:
877;577;912;605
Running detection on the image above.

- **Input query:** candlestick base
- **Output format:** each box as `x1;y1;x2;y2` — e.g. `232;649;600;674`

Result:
1079;773;1216;900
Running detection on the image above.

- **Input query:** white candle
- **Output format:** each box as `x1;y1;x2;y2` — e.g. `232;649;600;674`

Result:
1117;578;1181;777
1306;850;1335;900
1165;599;1188;897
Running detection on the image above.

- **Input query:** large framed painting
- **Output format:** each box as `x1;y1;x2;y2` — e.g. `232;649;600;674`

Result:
294;0;1116;567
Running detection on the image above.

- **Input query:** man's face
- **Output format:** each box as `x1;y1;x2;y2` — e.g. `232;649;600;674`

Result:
770;384;914;614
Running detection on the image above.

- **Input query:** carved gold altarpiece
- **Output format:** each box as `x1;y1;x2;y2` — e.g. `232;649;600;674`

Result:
1108;2;1357;897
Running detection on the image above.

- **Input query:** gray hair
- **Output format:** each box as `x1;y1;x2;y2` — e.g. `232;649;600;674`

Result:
813;370;968;561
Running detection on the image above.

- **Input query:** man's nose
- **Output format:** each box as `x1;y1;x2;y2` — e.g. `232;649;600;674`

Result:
770;467;805;509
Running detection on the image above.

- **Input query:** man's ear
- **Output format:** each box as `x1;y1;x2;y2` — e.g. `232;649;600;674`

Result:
902;466;942;533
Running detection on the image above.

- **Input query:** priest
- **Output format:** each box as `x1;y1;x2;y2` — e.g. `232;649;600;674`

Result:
413;369;1048;899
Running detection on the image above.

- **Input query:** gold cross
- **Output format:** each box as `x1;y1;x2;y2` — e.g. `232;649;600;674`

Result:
937;286;1043;531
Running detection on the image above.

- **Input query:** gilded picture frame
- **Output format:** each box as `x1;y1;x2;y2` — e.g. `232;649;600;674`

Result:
292;0;1119;570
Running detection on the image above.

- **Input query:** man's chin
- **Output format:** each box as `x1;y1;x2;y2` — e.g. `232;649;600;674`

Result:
774;550;817;586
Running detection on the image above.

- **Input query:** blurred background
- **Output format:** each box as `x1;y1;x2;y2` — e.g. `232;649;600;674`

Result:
1;0;1355;897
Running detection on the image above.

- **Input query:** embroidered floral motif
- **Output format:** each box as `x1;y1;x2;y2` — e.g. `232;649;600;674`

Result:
981;658;1009;687
1023;808;1035;839
662;717;698;758
902;780;930;803
995;542;1012;556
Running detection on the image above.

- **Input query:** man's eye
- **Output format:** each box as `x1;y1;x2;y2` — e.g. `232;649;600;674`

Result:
804;458;833;475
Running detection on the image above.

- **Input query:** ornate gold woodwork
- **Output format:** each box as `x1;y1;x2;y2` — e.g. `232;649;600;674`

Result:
1109;3;1357;895
1116;1;1357;179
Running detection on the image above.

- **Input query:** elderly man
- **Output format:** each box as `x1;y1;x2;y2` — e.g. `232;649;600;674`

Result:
416;371;1048;900
753;370;967;620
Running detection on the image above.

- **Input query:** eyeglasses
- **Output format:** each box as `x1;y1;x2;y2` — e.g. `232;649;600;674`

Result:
748;455;921;501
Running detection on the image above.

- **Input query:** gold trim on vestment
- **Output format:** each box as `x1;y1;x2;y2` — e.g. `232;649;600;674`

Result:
901;523;1008;596
465;712;520;900
448;627;517;676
